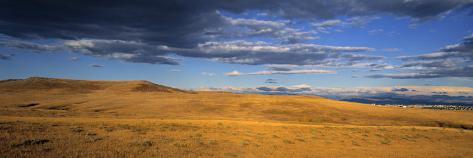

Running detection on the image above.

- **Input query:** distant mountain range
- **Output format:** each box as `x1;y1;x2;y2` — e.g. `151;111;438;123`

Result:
217;86;473;106
328;93;473;106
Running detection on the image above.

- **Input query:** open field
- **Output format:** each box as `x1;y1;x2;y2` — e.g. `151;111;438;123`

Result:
1;77;473;157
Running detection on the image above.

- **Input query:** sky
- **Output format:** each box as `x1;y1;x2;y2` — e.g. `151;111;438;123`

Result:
1;0;473;98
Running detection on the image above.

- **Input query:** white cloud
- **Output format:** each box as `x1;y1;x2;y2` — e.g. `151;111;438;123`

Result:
1;35;380;67
312;19;342;33
220;15;318;43
197;40;374;54
313;19;342;27
368;29;384;35
291;84;312;89
225;70;242;76
0;38;63;52
223;16;286;28
64;39;179;65
226;69;335;76
70;56;79;61
248;69;335;75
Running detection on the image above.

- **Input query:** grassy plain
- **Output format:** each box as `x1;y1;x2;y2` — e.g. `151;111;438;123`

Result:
0;77;472;157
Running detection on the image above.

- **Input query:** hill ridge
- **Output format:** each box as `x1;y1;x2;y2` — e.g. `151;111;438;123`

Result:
0;76;187;93
0;77;472;130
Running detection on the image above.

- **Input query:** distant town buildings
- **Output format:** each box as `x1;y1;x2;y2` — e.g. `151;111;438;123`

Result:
370;104;473;110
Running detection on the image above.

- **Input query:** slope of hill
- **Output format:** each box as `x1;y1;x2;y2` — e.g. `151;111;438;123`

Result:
1;77;471;128
0;77;187;93
0;77;472;158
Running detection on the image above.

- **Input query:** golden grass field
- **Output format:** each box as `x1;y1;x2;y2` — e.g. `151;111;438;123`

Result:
0;77;472;157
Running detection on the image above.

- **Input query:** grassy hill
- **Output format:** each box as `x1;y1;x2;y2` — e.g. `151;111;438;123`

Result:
0;77;187;93
0;77;472;157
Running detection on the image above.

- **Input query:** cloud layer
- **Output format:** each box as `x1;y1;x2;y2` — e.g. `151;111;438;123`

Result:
1;36;379;66
368;33;473;79
1;0;472;83
1;0;471;67
226;69;335;76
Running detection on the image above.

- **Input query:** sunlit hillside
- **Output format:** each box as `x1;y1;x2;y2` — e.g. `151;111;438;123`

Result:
1;77;472;157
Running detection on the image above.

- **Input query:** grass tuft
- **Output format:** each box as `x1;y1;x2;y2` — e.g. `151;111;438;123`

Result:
11;139;50;147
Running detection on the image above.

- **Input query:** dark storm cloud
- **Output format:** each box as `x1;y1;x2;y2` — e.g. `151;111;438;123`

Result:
0;0;471;65
0;0;225;48
1;0;471;45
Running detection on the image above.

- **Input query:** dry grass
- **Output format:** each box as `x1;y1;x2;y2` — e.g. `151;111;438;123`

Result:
1;117;472;158
0;77;472;157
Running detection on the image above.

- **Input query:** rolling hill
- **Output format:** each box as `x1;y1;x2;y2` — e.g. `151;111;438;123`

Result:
0;77;472;157
1;77;471;128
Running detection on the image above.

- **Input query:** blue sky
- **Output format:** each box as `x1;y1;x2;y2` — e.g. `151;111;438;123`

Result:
1;0;473;92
